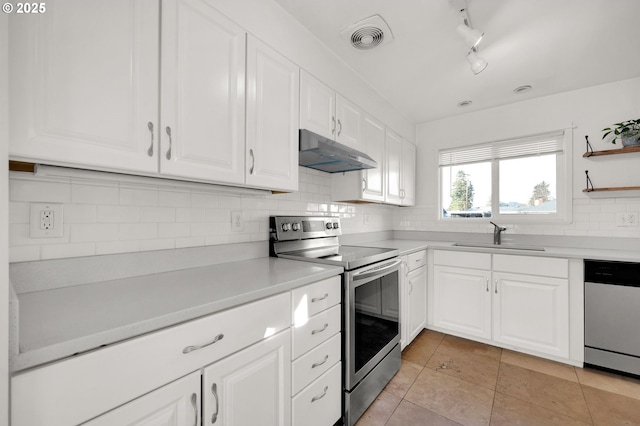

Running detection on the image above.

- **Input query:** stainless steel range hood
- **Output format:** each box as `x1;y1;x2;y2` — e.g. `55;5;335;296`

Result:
299;129;377;173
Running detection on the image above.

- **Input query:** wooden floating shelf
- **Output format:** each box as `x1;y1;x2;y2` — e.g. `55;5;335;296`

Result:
583;186;640;193
583;145;640;157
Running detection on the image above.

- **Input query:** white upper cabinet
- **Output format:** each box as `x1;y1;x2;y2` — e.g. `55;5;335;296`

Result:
401;139;417;206
160;0;246;184
299;71;336;140
331;113;385;203
385;128;403;205
9;0;159;173
245;36;300;191
299;71;364;151
335;95;364;152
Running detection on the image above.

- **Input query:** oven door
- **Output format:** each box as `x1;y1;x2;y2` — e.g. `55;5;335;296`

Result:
344;257;402;390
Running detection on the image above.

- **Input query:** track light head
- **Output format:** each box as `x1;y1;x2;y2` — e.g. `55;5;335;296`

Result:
457;23;483;48
467;50;488;74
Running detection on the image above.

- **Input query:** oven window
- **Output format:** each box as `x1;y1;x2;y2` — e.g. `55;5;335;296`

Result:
354;272;399;373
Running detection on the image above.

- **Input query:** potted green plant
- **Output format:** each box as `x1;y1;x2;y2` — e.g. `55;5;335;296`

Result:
602;118;640;147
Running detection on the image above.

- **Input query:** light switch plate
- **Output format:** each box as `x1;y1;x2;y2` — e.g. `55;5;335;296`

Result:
30;203;64;237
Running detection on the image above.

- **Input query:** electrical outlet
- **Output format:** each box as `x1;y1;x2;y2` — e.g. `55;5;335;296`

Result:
615;212;639;227
231;210;243;232
30;203;64;237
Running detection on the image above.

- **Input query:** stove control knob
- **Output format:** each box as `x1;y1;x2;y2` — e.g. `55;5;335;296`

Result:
325;222;333;230
281;223;291;232
292;222;300;231
332;222;339;229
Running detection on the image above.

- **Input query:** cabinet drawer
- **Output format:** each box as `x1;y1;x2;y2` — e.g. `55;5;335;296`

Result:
11;292;290;426
292;362;342;426
434;250;491;270
292;333;341;395
407;250;427;271
493;254;568;278
293;304;341;359
292;275;341;324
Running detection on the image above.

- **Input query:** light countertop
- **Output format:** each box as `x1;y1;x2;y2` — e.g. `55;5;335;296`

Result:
12;257;342;372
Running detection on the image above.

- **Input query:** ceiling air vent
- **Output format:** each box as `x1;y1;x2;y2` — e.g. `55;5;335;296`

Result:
340;15;394;51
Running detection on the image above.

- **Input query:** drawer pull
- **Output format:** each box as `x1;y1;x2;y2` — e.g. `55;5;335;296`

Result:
183;333;224;354
311;355;329;369
311;323;329;335
147;121;154;157
190;393;198;426
311;386;329;403
211;383;219;424
311;293;329;303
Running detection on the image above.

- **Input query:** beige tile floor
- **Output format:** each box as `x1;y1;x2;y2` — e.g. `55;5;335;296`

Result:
356;330;640;426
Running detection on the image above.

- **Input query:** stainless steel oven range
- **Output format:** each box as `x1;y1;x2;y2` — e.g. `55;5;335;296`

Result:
269;216;401;426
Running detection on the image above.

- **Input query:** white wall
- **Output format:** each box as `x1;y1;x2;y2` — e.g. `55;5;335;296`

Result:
1;10;10;424
397;77;640;238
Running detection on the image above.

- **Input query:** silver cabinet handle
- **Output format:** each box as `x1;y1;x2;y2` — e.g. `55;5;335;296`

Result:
190;393;198;426
311;355;329;369
337;119;342;136
311;323;328;335
495;279;498;294
211;383;219;424
311;293;328;303
486;278;489;292
331;116;336;135
362;178;366;191
249;149;255;175
183;333;224;354
311;386;328;403
165;126;172;160
147;122;154;157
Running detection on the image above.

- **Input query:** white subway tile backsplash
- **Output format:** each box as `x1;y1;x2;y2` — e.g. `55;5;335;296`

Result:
71;183;119;205
97;205;140;223
175;236;205;248
158;190;190;207
96;241;140;256
140;206;175;223
118;223;157;241
9;202;29;223
139;239;175;251
41;242;96;260
65;204;98;224
10;179;71;203
71;224;119;242
119;187;158;206
10;245;41;263
159;223;190;238
175;208;205;223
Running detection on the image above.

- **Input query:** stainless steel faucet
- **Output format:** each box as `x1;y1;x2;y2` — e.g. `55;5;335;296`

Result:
490;221;507;245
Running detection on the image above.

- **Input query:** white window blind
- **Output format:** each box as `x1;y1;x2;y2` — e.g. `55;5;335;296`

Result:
439;131;565;167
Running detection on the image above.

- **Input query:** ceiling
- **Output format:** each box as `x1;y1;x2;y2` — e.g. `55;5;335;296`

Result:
273;0;640;124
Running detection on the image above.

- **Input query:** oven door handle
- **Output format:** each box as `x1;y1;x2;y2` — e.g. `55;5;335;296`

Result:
352;258;402;281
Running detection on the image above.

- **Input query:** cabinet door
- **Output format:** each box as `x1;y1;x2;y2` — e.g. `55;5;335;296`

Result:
361;114;386;202
407;265;427;344
433;265;492;339
399;256;409;349
493;272;569;357
299;71;336;140
335;95;364;151
9;0;159;173
385;129;403;205
245;36;300;191
401;140;417;206
160;0;246;183
84;372;200;426
202;330;291;426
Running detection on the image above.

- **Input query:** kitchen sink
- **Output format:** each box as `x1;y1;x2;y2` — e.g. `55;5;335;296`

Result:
452;242;545;251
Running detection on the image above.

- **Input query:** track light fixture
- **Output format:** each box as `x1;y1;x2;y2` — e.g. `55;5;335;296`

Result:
450;0;487;74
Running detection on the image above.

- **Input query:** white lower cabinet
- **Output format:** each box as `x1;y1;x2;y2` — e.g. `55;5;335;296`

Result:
84;372;201;426
431;250;570;359
400;250;427;348
432;265;492;340
202;329;291;426
290;276;342;426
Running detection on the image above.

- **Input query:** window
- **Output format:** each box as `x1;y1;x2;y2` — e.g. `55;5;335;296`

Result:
439;130;572;222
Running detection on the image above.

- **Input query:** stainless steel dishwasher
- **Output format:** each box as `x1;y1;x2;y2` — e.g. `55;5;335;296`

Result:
584;259;640;377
